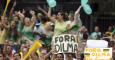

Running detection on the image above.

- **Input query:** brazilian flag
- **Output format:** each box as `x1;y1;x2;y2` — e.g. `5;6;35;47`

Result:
62;24;80;34
71;24;80;31
84;53;90;57
43;37;52;46
103;49;110;52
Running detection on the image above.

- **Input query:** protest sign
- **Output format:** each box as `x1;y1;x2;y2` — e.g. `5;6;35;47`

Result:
52;34;78;53
86;40;108;48
84;48;112;60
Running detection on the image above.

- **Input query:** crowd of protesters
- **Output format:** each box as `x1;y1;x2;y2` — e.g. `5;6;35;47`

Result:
0;1;115;60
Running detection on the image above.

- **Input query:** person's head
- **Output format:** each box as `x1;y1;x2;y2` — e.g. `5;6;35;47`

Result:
68;11;74;21
21;44;28;53
94;26;100;32
109;41;115;47
40;16;50;24
11;21;16;28
68;14;74;21
9;41;13;46
14;11;19;16
79;26;87;33
40;48;47;56
29;10;35;16
14;53;21;60
112;33;115;39
57;12;66;21
5;40;9;45
1;16;5;21
24;17;31;26
1;16;8;24
56;53;64;60
0;53;3;60
44;21;53;31
6;45;12;51
52;14;57;19
108;26;112;32
30;52;38;60
13;16;19;22
66;53;73;59
37;13;43;19
6;45;12;55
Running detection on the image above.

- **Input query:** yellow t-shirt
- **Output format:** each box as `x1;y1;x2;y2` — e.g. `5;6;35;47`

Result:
54;21;67;36
105;31;112;37
0;29;7;44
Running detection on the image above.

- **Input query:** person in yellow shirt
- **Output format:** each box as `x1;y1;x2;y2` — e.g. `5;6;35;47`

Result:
37;6;68;36
105;26;113;37
0;16;9;44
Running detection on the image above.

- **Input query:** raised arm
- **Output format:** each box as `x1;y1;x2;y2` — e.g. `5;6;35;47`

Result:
66;6;82;30
37;6;56;23
37;6;48;16
18;11;25;21
48;7;52;17
74;5;82;21
10;0;17;16
30;10;37;28
74;5;82;16
74;5;82;26
48;7;57;22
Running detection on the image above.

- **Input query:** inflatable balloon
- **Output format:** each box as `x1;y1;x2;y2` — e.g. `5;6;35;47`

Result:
83;4;92;15
81;0;88;6
47;0;56;8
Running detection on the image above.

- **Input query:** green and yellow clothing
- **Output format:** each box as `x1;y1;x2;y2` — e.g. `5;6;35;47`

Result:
54;21;67;36
17;20;35;41
0;29;7;44
105;31;112;37
21;26;35;41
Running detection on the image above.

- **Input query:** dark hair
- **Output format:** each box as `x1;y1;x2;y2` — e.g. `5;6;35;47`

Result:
112;33;115;37
66;53;76;58
58;12;68;21
40;16;50;24
102;37;110;43
109;41;115;47
56;53;64;58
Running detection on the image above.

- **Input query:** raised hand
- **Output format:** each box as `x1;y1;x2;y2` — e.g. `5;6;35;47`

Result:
22;9;25;14
37;6;42;10
29;10;35;16
18;10;25;19
13;0;17;7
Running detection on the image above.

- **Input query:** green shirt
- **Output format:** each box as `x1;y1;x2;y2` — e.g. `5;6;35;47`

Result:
22;26;35;41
